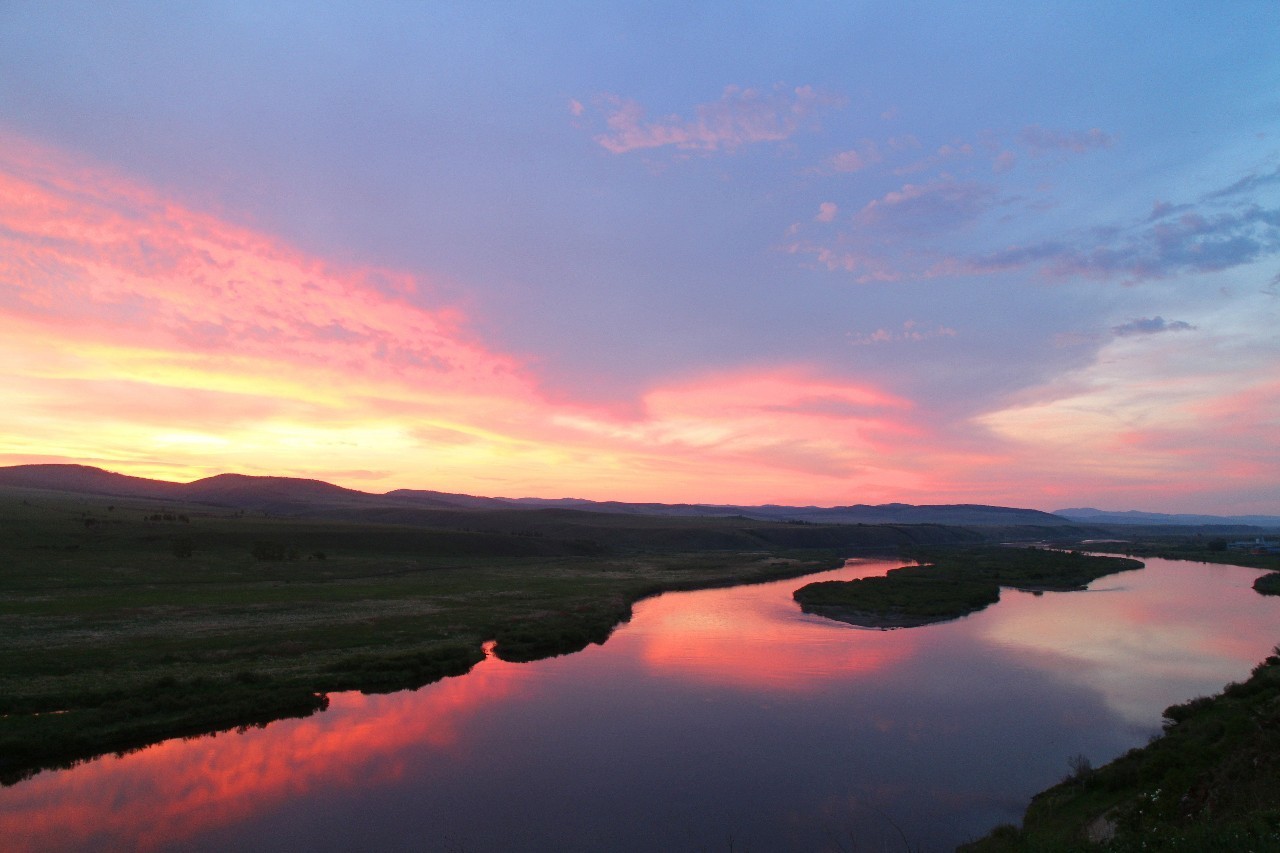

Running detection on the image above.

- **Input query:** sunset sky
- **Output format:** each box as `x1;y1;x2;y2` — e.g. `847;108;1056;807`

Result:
1;2;1278;513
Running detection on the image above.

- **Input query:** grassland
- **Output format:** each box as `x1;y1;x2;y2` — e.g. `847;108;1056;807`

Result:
792;546;1144;627
2;484;1014;784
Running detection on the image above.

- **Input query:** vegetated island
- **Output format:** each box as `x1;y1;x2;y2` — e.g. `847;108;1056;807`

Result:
793;546;1144;628
962;647;1280;851
1254;572;1280;596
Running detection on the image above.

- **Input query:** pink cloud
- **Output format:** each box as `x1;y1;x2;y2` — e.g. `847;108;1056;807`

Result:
0;137;531;397
893;142;976;176
0;133;965;504
828;140;881;173
780;240;903;282
7;130;1271;513
590;84;842;154
855;180;998;233
814;201;839;222
1020;125;1114;155
848;321;958;346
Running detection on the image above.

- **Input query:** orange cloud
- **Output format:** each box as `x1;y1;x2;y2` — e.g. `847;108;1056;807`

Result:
5;129;1268;512
590;85;842;154
0;131;958;503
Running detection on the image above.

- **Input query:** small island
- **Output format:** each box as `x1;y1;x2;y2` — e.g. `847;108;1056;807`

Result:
1253;572;1280;596
794;546;1144;628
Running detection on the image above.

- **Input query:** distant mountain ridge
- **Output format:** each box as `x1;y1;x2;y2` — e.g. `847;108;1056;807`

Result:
1055;507;1280;529
0;463;1074;526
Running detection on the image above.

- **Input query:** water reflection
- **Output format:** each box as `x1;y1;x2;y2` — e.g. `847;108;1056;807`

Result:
1;557;1275;852
980;560;1280;725
625;562;917;690
0;666;528;852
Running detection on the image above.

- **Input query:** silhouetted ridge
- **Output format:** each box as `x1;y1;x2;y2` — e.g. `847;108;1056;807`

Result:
0;464;186;499
184;473;369;501
1057;507;1280;528
0;463;1081;526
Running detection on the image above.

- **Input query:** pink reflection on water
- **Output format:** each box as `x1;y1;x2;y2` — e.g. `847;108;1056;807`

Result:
0;660;526;853
621;558;919;690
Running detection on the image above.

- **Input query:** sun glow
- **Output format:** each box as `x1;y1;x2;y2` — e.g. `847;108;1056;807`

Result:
2;128;1276;511
0;133;958;501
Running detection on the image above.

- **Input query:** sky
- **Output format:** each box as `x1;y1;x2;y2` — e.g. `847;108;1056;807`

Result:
1;2;1278;513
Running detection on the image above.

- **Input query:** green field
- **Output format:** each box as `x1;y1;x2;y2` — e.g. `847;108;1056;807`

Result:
2;484;1004;784
793;546;1144;627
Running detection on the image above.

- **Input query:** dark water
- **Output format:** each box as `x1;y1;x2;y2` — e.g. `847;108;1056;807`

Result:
3;556;1277;852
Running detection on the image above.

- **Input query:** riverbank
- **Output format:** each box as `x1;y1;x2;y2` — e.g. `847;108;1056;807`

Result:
793;547;1143;628
961;645;1280;851
1079;538;1279;575
1078;538;1280;601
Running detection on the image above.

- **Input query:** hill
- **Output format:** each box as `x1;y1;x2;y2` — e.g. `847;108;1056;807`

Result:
1056;507;1280;529
0;464;1079;527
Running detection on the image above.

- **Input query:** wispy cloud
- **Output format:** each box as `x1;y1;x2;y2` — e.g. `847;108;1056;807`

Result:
827;140;881;173
848;321;958;346
0;133;997;504
855;180;998;233
925;164;1280;283
893;139;979;176
588;84;842;154
1019;124;1114;155
1112;317;1197;337
1202;165;1280;201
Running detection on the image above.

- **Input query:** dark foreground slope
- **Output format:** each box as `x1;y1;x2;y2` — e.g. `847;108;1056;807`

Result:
963;649;1280;851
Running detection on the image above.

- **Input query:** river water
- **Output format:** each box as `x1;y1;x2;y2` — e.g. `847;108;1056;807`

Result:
2;556;1277;852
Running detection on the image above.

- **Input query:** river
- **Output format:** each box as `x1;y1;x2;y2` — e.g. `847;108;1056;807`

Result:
1;555;1276;851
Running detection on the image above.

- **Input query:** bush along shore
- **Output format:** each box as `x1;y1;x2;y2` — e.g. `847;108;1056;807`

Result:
793;546;1144;628
962;647;1280;851
1253;572;1280;596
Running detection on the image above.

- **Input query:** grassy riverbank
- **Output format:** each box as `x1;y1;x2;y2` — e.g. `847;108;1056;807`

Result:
7;485;1003;784
793;546;1143;628
962;648;1280;851
1080;538;1280;574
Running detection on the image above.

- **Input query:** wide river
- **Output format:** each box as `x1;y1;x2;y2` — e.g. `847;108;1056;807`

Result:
2;555;1277;851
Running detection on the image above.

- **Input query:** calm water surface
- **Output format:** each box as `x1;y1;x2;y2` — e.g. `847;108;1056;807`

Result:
3;556;1277;852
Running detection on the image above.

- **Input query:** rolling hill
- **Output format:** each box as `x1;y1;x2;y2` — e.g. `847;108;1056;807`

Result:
0;463;1077;527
